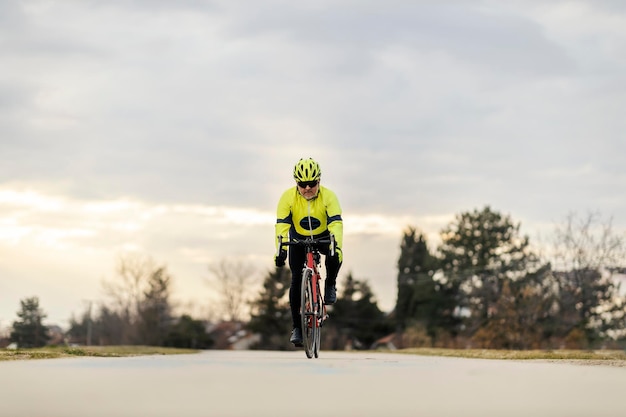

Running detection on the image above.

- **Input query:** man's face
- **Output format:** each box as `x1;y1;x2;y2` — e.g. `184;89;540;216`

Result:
297;180;319;200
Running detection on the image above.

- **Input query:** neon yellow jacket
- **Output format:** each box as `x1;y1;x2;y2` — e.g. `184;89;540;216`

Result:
275;185;343;256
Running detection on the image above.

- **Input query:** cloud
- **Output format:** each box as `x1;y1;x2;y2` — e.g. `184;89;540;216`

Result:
0;187;442;323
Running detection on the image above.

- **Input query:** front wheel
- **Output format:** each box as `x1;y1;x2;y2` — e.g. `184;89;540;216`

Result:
300;268;315;358
313;279;323;358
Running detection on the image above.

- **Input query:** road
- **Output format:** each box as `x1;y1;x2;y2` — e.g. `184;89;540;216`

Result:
1;350;624;417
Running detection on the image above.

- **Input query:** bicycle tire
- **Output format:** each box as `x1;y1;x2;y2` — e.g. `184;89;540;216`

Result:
300;268;315;358
313;280;323;358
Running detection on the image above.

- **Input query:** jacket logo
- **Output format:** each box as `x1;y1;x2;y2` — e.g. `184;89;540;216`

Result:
300;217;321;230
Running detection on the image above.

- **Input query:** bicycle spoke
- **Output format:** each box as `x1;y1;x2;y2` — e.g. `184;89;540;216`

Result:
300;269;315;358
314;281;323;358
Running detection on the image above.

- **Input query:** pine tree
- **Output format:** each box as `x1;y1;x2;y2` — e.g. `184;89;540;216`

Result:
328;273;393;349
10;297;51;348
164;315;213;349
247;267;292;350
473;279;525;348
512;263;556;349
137;267;173;346
395;227;444;341
438;206;543;338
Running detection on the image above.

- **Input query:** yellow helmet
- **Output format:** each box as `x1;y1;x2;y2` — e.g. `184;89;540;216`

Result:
293;158;321;182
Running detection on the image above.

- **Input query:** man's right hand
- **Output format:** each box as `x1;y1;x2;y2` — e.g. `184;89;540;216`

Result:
275;248;287;267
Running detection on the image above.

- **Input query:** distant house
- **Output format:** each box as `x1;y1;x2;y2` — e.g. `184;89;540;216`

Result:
207;321;260;350
370;333;401;351
47;325;66;345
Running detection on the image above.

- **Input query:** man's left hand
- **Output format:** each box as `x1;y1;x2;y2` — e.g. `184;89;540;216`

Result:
334;246;343;263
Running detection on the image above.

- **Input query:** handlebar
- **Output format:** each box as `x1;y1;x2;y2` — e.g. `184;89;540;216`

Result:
277;235;335;257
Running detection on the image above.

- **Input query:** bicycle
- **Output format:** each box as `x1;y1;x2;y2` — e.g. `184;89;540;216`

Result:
277;235;335;358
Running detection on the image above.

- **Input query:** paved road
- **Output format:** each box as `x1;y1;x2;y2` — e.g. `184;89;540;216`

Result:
1;350;625;416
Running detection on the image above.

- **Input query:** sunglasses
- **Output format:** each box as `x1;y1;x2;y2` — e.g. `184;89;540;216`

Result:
297;180;319;188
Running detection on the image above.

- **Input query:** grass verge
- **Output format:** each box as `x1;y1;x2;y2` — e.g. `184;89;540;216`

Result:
396;347;626;366
0;345;199;361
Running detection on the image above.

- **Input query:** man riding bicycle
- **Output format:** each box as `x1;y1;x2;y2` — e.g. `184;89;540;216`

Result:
274;158;343;346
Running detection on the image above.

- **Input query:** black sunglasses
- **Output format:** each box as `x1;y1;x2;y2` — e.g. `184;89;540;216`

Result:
297;180;319;188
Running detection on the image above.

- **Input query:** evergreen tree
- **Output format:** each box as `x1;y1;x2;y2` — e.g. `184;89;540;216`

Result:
67;307;93;346
10;297;51;348
472;279;519;348
438;206;543;338
247;267;292;350
395;227;440;335
395;227;460;346
94;306;127;345
327;273;393;349
137;267;173;346
475;263;556;349
164;315;213;349
512;263;557;349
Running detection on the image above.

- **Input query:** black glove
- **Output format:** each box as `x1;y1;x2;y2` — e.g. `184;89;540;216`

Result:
334;246;343;263
275;248;287;267
328;234;342;262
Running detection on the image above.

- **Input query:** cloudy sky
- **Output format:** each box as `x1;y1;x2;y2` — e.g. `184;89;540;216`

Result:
1;0;625;328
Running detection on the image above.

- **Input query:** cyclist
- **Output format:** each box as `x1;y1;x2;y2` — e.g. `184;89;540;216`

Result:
274;158;343;346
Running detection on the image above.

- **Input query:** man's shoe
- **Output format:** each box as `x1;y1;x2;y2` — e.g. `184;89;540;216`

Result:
290;328;303;346
324;285;337;305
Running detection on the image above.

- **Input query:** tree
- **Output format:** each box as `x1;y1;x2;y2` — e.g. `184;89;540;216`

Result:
472;279;521;348
206;258;258;322
247;267;292;350
326;273;393;350
164;315;213;349
67;303;127;346
137;267;173;346
553;212;625;272
394;227;457;346
550;212;625;346
93;306;126;345
101;253;157;344
10;297;51;348
83;253;177;345
104;253;155;318
67;303;94;346
438;206;543;338
395;227;439;331
513;264;558;349
473;262;558;350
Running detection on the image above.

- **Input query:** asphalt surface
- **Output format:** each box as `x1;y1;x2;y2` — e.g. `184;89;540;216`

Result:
1;350;625;417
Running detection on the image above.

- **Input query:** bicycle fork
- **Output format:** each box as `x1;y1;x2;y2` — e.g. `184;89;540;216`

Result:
303;267;328;328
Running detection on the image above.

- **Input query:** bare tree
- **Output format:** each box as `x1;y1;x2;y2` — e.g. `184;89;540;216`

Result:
206;258;258;322
551;211;626;345
553;211;625;272
102;253;156;320
99;253;158;344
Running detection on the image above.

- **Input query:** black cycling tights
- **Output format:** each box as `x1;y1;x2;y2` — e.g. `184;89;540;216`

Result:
288;244;341;329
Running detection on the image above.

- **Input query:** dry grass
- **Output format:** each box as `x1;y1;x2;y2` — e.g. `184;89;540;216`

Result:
0;345;199;361
396;347;626;366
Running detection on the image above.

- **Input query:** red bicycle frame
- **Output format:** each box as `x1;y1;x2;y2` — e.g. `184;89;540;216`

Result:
304;250;324;329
